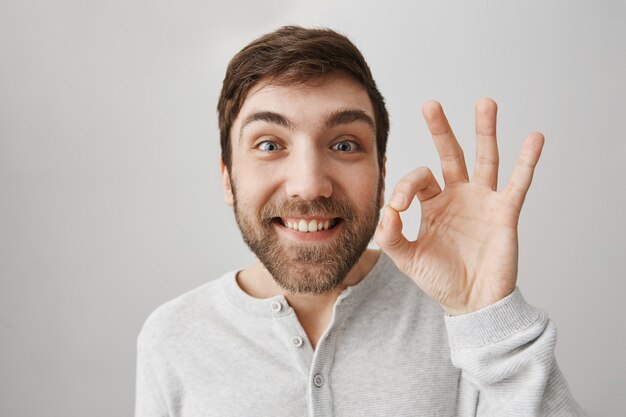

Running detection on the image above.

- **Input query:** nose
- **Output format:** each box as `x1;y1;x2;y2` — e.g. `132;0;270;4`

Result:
284;146;333;200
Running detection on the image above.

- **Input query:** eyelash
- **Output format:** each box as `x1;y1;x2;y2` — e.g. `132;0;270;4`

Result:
255;140;282;152
254;139;361;153
331;140;360;152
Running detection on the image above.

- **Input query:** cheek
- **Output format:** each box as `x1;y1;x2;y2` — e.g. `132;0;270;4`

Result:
336;168;381;203
231;169;279;209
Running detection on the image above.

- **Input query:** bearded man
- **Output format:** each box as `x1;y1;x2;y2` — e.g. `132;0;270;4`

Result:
135;26;587;416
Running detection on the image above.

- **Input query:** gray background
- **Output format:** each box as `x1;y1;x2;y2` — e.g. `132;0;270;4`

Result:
1;0;624;416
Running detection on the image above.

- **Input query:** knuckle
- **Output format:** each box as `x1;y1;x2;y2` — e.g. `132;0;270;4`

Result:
440;152;464;163
415;166;433;176
516;158;536;169
507;180;526;193
395;167;434;195
476;155;499;166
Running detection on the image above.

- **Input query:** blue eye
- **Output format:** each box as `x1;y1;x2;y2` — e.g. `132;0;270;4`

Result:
257;141;281;152
332;140;359;152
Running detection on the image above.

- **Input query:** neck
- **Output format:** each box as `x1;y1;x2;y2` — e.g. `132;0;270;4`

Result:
237;249;381;322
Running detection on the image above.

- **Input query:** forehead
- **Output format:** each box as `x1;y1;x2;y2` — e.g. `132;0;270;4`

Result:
233;73;375;131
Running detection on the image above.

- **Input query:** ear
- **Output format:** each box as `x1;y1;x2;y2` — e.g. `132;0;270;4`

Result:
378;156;387;209
220;159;234;206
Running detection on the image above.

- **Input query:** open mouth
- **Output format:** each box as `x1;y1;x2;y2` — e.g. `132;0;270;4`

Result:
273;217;341;233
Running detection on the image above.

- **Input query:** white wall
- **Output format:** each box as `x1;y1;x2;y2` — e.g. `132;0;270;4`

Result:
1;0;624;415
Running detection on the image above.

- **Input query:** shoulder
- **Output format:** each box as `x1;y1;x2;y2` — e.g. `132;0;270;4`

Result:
137;271;236;350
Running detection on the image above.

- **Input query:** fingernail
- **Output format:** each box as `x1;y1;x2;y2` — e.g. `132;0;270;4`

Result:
390;193;405;208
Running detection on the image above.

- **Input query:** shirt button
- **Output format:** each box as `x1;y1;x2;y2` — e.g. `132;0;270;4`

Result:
291;336;303;347
270;301;282;312
313;374;324;388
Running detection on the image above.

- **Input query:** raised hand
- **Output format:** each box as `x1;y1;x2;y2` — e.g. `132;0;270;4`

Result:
374;98;545;315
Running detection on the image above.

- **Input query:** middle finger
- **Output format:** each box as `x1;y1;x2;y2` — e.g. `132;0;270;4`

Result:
421;101;469;185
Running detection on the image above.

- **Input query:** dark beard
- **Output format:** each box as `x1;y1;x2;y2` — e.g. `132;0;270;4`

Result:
232;183;381;295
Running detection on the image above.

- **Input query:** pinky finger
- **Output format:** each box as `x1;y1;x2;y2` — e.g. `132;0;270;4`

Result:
502;132;545;210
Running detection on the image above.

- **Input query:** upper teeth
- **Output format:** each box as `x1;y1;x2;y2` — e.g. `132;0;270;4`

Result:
285;219;334;232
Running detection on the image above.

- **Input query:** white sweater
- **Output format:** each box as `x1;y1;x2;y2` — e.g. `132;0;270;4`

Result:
135;253;587;416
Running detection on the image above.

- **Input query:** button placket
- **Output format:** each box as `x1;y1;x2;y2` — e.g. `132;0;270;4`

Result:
313;373;324;388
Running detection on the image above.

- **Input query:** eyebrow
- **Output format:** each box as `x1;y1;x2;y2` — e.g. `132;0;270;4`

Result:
239;109;376;143
324;109;376;134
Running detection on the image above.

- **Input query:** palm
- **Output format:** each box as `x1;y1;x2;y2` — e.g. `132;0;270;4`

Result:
375;99;544;315
410;185;519;313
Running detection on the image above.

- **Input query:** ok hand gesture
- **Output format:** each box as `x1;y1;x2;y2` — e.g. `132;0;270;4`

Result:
374;99;545;315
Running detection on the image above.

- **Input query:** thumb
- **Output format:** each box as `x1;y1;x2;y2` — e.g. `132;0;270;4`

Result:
375;206;411;266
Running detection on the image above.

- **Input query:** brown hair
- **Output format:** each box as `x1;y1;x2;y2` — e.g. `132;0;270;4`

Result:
217;25;389;170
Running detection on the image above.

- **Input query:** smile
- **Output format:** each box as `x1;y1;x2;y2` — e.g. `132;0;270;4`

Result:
277;217;339;233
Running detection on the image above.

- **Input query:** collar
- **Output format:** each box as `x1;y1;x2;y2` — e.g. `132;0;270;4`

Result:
221;252;394;318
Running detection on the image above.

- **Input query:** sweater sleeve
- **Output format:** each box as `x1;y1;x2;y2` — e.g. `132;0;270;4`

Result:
135;333;170;417
444;288;588;417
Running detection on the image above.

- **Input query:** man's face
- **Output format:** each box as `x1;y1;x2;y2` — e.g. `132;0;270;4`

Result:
222;73;384;295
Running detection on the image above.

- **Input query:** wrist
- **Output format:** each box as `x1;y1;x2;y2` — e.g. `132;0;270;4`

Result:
441;288;515;316
444;288;544;348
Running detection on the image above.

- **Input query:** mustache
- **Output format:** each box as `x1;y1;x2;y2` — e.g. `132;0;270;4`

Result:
260;198;355;223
